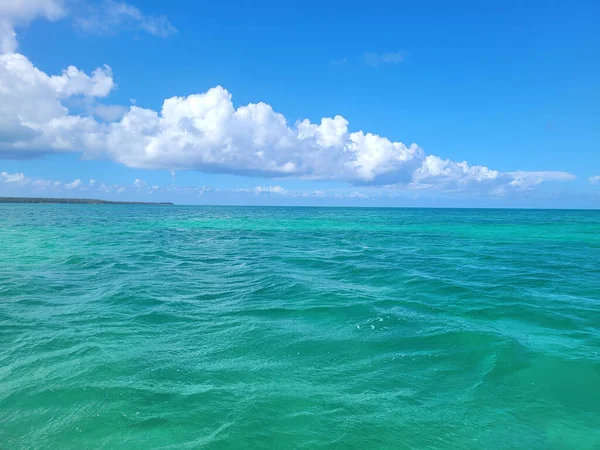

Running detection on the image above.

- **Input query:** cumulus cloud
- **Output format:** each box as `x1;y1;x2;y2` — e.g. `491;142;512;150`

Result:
89;178;96;186
102;89;427;184
589;176;600;184
0;27;577;196
74;0;176;37
412;155;499;187
0;52;113;156
133;178;146;189
0;54;425;183
408;156;575;194
364;51;407;67
94;104;128;121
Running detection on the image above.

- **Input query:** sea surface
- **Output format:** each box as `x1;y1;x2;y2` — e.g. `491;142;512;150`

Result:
1;205;599;449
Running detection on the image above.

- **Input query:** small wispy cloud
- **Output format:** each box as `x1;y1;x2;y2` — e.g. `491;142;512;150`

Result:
234;185;287;195
255;185;285;194
74;0;177;38
2;167;580;204
1;172;88;191
1;171;29;184
330;58;347;66
31;179;53;189
197;185;211;196
590;176;600;184
65;179;82;189
364;51;407;67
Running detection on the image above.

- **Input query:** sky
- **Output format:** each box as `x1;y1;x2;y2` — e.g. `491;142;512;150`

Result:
0;0;599;207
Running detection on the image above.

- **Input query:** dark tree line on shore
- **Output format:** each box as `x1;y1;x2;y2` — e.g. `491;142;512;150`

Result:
0;197;173;205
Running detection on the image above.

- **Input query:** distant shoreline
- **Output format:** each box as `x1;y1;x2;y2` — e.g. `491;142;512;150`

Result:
0;197;173;205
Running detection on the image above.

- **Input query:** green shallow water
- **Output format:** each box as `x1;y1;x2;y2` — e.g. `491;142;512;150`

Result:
1;205;599;449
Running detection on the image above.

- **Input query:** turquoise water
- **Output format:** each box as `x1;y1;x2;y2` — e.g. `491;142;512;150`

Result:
1;205;599;449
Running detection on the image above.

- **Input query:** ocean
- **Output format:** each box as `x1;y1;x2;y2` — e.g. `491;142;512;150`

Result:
1;205;599;449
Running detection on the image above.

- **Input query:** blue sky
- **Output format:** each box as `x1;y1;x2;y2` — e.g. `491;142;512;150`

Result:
0;0;598;207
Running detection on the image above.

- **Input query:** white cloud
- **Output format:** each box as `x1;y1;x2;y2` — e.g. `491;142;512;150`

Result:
409;156;574;194
0;171;93;191
0;0;174;54
93;181;129;194
0;52;113;157
0;30;577;196
197;185;211;195
65;178;81;189
53;65;114;98
364;51;407;67
0;54;426;183
236;185;287;195
254;185;285;194
589;176;600;184
0;0;66;52
94;104;127;121
508;171;576;189
0;1;65;22
411;155;500;190
414;155;499;182
1;171;29;184
89;178;96;186
74;1;176;37
1;169;585;205
98;88;425;184
31;178;53;189
330;58;347;65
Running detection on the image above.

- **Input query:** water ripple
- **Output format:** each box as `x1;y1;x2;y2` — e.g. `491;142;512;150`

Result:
1;205;599;449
